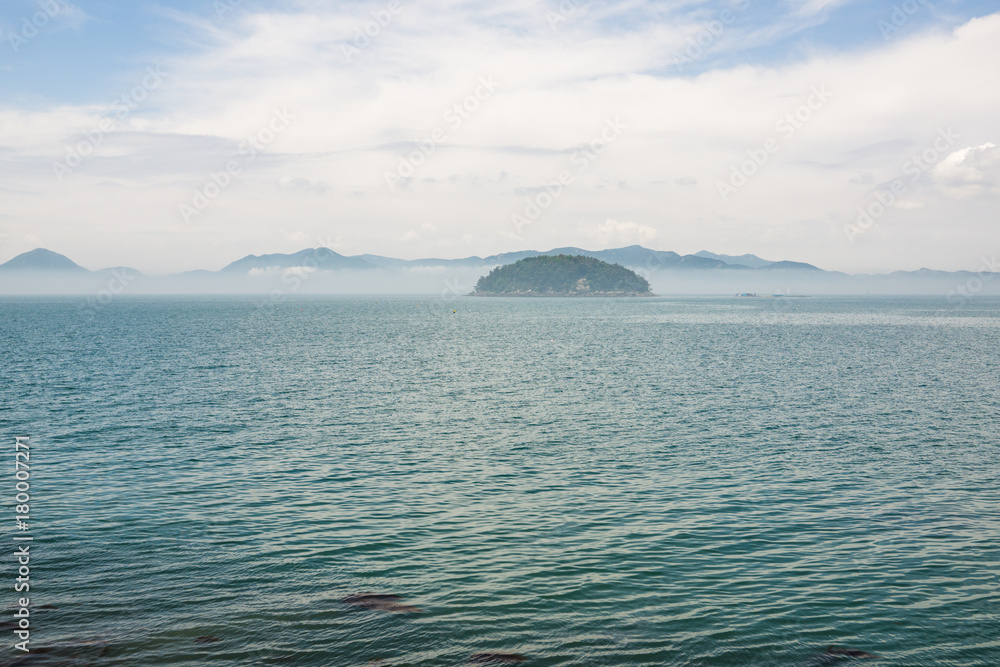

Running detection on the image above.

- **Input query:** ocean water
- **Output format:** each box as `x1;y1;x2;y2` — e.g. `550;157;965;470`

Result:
1;295;998;666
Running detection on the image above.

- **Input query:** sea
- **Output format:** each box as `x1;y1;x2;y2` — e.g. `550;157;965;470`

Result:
1;295;998;666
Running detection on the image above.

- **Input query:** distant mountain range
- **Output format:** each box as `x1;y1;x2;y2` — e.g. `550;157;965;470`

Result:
210;245;823;273
2;245;821;275
0;246;996;297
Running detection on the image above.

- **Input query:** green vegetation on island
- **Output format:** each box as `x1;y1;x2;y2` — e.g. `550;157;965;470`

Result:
470;255;652;296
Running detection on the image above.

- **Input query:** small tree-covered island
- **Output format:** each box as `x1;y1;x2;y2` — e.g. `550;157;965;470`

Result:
470;255;654;297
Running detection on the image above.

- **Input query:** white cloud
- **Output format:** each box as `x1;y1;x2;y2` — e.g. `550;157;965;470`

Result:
0;4;999;273
277;176;330;194
398;222;439;242
791;0;856;18
932;143;1000;197
283;266;317;277
579;219;658;247
247;265;317;276
279;229;310;245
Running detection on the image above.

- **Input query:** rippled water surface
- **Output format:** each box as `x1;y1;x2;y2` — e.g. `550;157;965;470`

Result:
2;295;999;666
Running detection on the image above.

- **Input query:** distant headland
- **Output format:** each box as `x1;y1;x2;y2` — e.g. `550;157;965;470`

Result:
469;255;653;297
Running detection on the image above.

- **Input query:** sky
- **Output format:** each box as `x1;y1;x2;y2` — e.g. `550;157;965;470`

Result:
0;0;998;275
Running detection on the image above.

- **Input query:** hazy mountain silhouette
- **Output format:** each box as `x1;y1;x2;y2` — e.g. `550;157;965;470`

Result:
221;248;377;272
0;246;994;296
0;248;89;272
694;250;774;268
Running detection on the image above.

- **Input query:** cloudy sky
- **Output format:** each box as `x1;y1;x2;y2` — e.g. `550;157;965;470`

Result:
1;0;998;274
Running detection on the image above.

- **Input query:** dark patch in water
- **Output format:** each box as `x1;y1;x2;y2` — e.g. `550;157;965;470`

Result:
342;593;422;613
826;645;880;659
343;594;403;604
195;635;222;644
